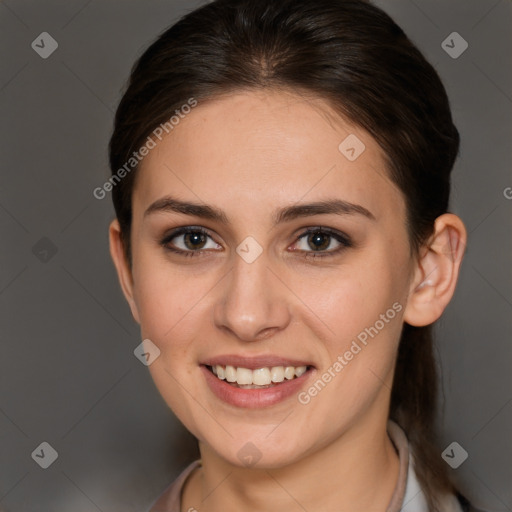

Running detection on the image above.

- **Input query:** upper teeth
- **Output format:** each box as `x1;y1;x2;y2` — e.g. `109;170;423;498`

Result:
211;365;307;385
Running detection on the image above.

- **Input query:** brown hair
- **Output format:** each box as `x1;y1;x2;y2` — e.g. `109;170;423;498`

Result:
109;0;461;509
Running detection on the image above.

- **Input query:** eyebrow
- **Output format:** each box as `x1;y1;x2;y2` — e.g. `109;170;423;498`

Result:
144;195;376;226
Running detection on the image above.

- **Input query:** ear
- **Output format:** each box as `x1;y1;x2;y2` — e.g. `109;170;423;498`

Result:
403;213;467;327
109;219;140;324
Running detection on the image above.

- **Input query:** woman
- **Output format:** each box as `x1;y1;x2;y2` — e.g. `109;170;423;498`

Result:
107;0;485;510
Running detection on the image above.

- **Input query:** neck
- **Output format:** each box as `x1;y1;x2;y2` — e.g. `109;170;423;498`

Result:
183;407;401;511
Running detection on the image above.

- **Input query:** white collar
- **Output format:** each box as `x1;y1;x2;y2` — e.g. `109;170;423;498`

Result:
401;452;464;512
401;452;429;511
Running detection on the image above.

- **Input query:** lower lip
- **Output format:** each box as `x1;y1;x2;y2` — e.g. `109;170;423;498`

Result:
201;365;313;409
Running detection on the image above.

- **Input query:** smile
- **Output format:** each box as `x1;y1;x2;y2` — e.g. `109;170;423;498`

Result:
201;358;315;408
207;364;309;388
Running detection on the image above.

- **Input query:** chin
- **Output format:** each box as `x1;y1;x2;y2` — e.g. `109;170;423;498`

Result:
207;432;309;470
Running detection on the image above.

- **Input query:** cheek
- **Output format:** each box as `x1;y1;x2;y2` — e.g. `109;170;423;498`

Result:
132;260;210;431
131;252;219;386
132;252;198;341
297;260;401;348
294;251;408;411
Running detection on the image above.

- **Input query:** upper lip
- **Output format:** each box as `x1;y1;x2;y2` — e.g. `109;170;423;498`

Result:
202;354;314;370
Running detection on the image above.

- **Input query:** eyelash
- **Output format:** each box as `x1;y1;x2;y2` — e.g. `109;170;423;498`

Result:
160;226;353;260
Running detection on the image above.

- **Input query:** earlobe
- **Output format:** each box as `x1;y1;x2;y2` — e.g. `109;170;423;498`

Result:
108;219;141;324
403;213;467;327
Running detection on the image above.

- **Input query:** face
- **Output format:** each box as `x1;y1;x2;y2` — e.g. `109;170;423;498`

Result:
119;89;417;468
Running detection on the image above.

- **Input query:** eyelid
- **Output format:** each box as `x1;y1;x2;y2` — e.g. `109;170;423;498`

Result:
294;226;352;246
291;226;353;259
160;225;215;242
160;225;220;252
159;225;353;259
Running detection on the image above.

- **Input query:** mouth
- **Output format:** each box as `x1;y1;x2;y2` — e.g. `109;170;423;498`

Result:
205;364;313;389
200;355;316;408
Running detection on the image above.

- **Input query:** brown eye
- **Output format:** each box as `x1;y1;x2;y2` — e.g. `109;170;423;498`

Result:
293;227;353;259
182;231;208;250
160;227;221;257
306;232;331;251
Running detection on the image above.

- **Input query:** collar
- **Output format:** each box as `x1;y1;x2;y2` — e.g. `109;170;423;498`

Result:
387;419;463;512
148;420;462;512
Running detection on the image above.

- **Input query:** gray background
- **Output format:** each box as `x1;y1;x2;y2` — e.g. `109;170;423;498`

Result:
0;0;510;511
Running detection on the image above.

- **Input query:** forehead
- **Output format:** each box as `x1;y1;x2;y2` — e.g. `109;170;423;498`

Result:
133;89;404;224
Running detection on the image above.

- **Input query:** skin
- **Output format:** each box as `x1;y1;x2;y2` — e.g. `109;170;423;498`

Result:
109;89;467;511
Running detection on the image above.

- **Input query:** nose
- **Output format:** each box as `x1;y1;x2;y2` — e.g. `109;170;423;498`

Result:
213;249;291;342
